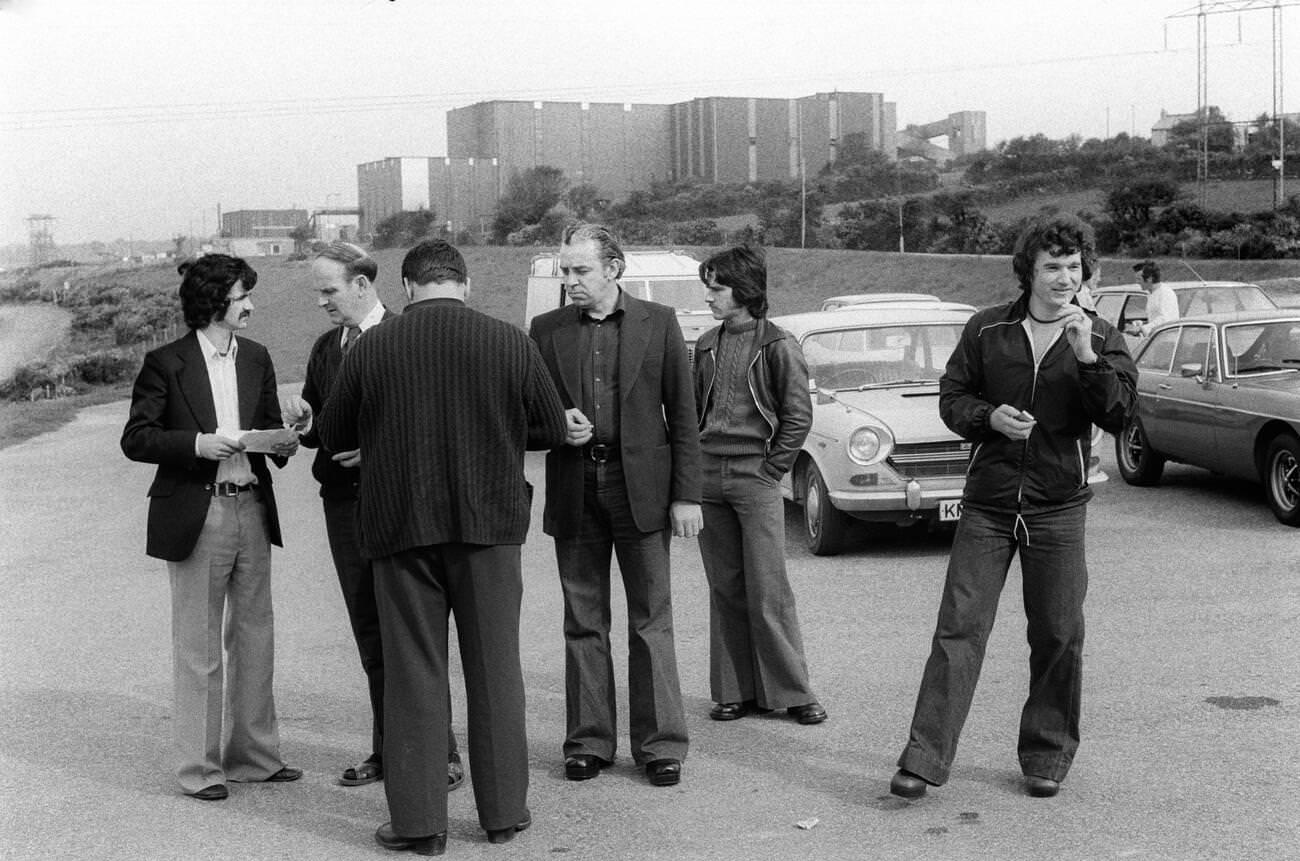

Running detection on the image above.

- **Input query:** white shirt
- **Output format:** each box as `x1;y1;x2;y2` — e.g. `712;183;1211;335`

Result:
1145;283;1179;333
340;301;386;349
196;328;255;486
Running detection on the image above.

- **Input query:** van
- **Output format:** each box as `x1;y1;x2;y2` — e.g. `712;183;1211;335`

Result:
523;249;716;359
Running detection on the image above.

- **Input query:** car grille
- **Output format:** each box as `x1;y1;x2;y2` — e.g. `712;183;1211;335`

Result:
887;441;972;478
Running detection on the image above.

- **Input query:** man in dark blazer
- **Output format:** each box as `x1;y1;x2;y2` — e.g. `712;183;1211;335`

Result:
318;239;567;855
121;254;301;801
281;240;465;791
528;223;702;788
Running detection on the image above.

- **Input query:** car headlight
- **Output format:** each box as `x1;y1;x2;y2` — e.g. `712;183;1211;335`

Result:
848;426;893;465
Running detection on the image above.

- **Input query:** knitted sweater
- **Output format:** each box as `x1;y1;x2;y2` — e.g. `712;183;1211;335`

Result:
318;298;567;557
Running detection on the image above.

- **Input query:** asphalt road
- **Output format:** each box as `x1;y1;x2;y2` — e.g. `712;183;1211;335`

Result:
1;395;1296;861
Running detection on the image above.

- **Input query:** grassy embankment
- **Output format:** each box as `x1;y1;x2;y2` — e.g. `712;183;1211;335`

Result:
2;246;1299;449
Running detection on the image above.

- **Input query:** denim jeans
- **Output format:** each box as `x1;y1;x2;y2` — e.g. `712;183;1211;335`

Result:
898;504;1088;785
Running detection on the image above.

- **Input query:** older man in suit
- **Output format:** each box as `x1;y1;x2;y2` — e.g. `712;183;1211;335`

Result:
528;223;702;789
121;254;301;801
319;239;567;855
281;241;466;792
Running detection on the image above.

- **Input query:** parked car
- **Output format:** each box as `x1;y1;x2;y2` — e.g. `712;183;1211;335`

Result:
1091;280;1276;349
1115;308;1300;526
770;305;976;555
821;292;977;314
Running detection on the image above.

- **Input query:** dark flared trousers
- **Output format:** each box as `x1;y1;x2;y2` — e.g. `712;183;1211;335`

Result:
373;543;527;837
554;459;688;765
898;504;1088;785
698;453;817;709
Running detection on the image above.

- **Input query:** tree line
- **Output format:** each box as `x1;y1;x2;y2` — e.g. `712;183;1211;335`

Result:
370;106;1300;259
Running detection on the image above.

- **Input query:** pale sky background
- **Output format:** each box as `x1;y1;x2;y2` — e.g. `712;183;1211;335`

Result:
1;0;1297;246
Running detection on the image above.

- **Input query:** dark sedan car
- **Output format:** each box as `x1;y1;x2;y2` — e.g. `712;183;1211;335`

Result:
1116;309;1300;526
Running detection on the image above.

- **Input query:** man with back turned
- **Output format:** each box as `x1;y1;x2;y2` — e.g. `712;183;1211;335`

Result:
319;239;567;855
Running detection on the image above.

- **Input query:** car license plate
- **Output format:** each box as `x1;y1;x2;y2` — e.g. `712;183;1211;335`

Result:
938;499;963;521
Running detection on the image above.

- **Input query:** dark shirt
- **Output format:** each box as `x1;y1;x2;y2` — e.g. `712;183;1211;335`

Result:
579;296;624;447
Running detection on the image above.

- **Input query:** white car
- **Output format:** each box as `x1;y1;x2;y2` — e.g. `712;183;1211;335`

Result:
771;305;976;555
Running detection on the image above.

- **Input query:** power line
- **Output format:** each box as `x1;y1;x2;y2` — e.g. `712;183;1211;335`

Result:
0;43;1257;132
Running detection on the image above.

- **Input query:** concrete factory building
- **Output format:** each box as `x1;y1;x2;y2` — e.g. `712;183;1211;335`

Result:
358;93;986;241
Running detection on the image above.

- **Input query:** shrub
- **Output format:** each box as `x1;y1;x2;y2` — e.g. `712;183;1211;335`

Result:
73;350;136;385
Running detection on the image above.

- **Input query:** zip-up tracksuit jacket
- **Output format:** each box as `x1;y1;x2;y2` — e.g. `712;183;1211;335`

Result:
941;294;1138;514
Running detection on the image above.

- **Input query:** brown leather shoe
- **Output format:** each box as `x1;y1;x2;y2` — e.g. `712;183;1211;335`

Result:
375;822;446;855
188;783;228;801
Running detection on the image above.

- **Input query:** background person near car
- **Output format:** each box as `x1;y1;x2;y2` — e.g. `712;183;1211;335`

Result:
692;245;826;727
890;214;1137;801
1133;259;1178;338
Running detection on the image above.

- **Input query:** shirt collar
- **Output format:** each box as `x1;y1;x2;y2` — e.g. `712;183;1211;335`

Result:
581;289;626;323
197;328;237;360
357;301;386;332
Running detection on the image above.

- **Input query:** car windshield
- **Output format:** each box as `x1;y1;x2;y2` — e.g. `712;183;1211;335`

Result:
801;324;964;391
645;279;709;312
1224;320;1300;376
1180;285;1276;315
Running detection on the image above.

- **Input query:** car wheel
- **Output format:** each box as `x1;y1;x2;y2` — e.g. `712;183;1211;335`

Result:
1115;417;1165;486
803;462;849;556
1264;434;1300;527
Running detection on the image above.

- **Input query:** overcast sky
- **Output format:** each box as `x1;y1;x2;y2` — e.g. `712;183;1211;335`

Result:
1;0;1296;246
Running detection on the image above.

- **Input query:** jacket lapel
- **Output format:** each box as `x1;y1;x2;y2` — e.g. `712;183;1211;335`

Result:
618;294;652;403
235;338;259;429
178;332;219;432
553;308;584;406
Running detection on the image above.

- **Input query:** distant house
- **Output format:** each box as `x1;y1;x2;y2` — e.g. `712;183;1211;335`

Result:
1151;110;1197;148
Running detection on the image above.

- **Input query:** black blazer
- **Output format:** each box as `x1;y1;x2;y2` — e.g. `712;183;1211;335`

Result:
528;292;701;537
121;331;285;561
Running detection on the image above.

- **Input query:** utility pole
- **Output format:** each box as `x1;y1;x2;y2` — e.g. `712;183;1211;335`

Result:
1167;0;1299;209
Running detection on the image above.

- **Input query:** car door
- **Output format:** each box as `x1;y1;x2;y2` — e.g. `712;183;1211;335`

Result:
1150;324;1219;462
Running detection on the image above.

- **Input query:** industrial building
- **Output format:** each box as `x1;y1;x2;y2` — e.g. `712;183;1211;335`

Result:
358;92;986;241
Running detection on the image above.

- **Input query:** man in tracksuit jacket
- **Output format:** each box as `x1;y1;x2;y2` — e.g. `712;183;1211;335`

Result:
890;214;1137;800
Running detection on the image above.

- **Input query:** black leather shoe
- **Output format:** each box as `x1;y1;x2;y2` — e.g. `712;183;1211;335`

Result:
486;808;532;844
264;766;302;782
788;702;828;725
889;769;931;799
564;754;610;781
1025;776;1060;797
188;783;228;801
709;701;752;721
375;822;446;855
645;758;682;787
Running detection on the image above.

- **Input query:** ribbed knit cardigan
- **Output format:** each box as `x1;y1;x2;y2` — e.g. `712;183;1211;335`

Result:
318;298;568;558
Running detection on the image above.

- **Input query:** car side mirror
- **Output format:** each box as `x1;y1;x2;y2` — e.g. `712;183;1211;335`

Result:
1179;362;1204;379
